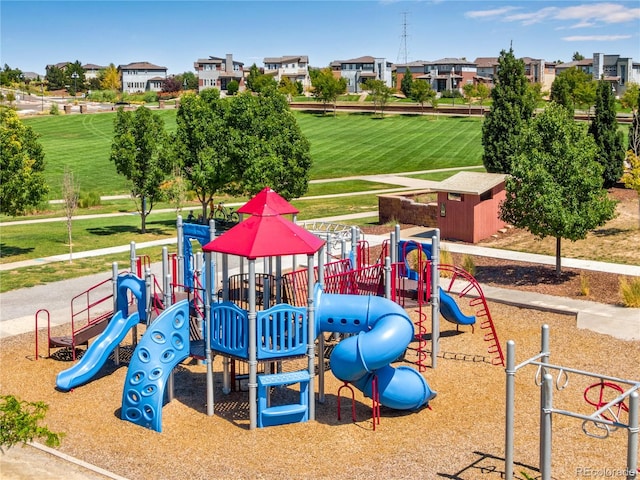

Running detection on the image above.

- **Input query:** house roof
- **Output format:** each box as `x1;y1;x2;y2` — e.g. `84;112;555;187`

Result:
264;55;309;64
556;59;593;69
118;61;167;70
473;57;498;68
433;172;507;195
430;58;476;66
82;63;105;70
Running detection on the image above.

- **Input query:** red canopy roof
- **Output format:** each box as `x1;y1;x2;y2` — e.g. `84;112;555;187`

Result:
236;187;299;215
202;213;324;259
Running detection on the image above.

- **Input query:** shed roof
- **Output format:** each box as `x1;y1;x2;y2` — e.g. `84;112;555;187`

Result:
434;171;507;195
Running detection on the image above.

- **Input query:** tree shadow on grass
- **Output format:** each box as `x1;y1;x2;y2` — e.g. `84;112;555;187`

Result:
0;243;35;258
473;264;578;288
87;224;170;236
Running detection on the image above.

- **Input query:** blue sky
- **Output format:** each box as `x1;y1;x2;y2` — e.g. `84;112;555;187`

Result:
1;0;639;76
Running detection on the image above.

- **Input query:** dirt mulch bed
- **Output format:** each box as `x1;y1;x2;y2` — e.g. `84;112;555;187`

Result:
1;301;639;480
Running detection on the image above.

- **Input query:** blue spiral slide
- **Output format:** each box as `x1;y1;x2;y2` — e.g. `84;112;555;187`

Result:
315;289;436;410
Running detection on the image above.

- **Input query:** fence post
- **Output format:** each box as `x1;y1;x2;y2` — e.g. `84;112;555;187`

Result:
505;340;516;480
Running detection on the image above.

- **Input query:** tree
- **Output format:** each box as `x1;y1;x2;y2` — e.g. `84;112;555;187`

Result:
278;76;298;100
166;91;236;219
226;80;239;96
462;83;476;115
475;83;490;115
400;68;413;97
100;64;121;91
45;65;66;91
110;106;167;233
310;67;347;115
0;64;24;86
550;67;594;115
0;108;49;216
500;103;616;276
410;80;435;114
572;52;585;61
481;47;535;173
365;79;393;118
622;151;640;229
589;79;625;188
162;76;182;93
620;83;640;111
181;71;198;90
245;63;261;92
62;167;79;262
66;60;85;96
627;90;640;156
224;90;311;200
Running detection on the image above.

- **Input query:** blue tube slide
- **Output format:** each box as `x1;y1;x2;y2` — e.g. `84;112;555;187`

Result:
315;288;436;410
439;287;475;326
121;300;190;432
56;311;140;392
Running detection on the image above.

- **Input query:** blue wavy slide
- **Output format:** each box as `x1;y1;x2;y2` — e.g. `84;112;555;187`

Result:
56;311;140;391
315;289;436;410
439;287;476;326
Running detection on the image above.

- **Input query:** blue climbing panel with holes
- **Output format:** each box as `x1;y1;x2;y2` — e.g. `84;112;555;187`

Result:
121;300;190;432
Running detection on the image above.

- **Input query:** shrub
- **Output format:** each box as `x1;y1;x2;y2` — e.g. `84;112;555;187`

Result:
49;103;59;115
619;277;640;307
461;254;476;276
439;248;453;278
78;191;101;208
579;273;591;296
143;91;158;103
0;394;63;452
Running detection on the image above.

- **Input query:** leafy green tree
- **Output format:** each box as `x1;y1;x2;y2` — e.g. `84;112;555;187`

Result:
500;103;617;275
278;76;298;100
589;79;625;188
110;106;167;233
628;90;640;155
225;90;311;199
310;67;347;115
66;60;85;96
475;83;490;115
620;83;639;110
572;52;585;61
365;79;394;118
400;68;413;97
0;108;49;216
410;80;435;114
550;67;593;115
166;91;236;219
0;395;62;452
181;71;198;90
253;74;278;94
462;83;476;115
481;47;535;173
0;64;24;86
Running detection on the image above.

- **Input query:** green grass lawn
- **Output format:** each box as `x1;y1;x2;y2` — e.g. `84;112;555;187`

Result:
23;111;484;198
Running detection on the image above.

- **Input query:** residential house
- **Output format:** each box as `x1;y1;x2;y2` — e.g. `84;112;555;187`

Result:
418;58;476;94
330;56;393;94
82;63;105;81
263;55;310;91
194;54;244;93
473;57;498;84
394;60;431;93
593;52;640;96
118;61;167;93
555;58;594;77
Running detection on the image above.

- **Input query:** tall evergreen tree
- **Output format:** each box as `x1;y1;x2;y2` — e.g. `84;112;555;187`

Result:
588;80;625;188
481;47;535;173
629;90;640;156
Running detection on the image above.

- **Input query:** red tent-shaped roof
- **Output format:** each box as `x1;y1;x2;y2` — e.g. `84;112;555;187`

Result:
236;187;299;215
202;213;324;259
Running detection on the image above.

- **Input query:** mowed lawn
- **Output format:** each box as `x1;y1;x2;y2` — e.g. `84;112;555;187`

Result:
23;110;483;198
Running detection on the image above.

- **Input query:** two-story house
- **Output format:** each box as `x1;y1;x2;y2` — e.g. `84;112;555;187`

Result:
118;61;167;94
593;52;640;96
263;55;310;91
194;54;244;93
82;63;105;81
330;56;393;94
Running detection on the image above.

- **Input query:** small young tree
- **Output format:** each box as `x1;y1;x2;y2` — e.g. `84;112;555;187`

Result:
226;79;239;96
500;103;617;276
410;80;435;115
628;90;640;156
365;79;393;118
62;167;79;263
475;83;490;115
310;67;347;115
462;83;476;115
589;79;625;188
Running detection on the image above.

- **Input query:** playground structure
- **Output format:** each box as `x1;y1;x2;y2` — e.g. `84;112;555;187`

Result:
505;324;639;480
43;187;505;433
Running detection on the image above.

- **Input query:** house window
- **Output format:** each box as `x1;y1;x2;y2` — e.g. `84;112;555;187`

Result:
448;192;462;201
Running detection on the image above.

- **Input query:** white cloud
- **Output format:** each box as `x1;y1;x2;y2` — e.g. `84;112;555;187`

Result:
466;2;640;27
562;34;632;41
465;7;519;19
